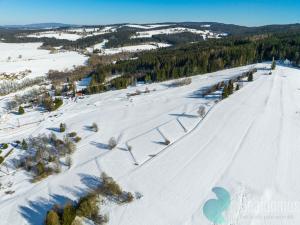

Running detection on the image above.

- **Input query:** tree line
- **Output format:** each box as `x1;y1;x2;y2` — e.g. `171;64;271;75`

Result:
86;31;300;94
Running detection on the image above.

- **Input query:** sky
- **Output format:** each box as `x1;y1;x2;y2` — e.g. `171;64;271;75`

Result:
0;0;299;26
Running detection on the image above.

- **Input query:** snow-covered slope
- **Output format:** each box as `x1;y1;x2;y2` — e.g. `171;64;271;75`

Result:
131;27;227;39
87;40;171;55
25;26;117;41
0;42;87;80
123;24;174;29
1;64;300;225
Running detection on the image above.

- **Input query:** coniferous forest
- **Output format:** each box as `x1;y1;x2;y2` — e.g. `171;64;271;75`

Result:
87;31;300;93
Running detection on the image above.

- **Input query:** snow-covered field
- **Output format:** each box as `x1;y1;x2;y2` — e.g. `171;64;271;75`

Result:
87;40;171;55
123;24;174;29
0;42;87;80
26;26;117;41
27;32;83;41
24;24;225;42
1;63;299;225
131;27;227;39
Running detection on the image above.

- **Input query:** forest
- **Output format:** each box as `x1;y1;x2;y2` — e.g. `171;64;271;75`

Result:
87;31;300;93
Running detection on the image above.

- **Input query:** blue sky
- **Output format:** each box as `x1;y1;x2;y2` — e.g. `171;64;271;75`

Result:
0;0;299;26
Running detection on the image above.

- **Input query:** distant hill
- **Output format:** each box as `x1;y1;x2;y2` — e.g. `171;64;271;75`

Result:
0;23;75;30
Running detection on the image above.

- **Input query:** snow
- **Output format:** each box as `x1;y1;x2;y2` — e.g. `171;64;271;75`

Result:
87;40;171;55
26;26;117;41
24;25;224;42
124;24;174;29
1;64;300;225
100;43;171;55
27;31;83;41
131;27;227;39
0;42;87;80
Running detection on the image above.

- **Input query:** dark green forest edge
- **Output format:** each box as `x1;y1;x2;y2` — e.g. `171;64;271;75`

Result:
86;31;300;94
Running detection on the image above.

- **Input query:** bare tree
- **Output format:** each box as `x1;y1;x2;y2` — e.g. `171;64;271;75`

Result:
197;106;206;118
92;122;98;132
108;137;117;150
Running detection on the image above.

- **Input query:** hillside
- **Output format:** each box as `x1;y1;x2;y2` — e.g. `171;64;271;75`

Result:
1;63;300;224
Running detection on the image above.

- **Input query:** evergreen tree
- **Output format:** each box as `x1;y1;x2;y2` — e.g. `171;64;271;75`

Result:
18;106;25;115
271;57;276;70
60;123;66;133
228;81;234;95
21;139;28;150
222;85;229;99
144;74;152;83
46;210;61;225
62;203;76;225
248;73;253;82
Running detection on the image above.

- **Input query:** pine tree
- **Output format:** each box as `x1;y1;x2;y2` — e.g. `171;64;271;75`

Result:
248;73;253;82
222;85;229;99
145;74;152;84
228;81;234;95
21;139;28;150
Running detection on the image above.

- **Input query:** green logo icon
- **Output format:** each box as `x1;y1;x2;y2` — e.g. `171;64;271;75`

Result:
203;187;231;224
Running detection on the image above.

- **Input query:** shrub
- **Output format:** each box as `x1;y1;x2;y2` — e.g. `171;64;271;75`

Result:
64;137;76;154
124;192;134;203
101;172;122;196
35;162;46;176
62;203;76;225
68;132;77;138
18;106;25;115
46;210;61;225
54;98;63;110
164;139;170;145
76;194;99;220
0;156;4;164
74;136;81;143
108;137;117;150
60;123;66;133
42;95;55;111
42;96;63;112
65;155;73;168
1;143;8;149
